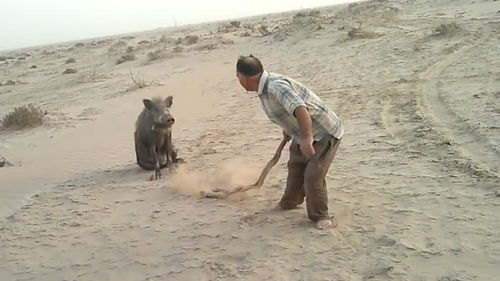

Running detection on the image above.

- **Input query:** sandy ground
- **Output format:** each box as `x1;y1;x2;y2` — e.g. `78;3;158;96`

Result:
1;0;499;280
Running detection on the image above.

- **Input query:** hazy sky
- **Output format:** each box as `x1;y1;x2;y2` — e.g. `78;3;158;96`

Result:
0;0;357;51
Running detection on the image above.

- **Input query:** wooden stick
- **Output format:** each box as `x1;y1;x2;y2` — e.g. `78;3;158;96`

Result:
201;138;289;199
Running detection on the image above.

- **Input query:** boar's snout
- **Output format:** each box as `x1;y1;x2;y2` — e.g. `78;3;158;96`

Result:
160;115;175;125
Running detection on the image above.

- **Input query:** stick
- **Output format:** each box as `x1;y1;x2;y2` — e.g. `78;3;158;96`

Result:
201;138;289;199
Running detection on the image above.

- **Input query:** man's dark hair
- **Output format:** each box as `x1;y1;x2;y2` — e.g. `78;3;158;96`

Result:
236;55;263;77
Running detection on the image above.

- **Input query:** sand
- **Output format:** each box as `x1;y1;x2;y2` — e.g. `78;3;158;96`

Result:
1;0;499;280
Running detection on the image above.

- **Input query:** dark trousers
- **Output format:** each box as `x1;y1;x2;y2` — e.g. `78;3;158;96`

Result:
279;136;341;222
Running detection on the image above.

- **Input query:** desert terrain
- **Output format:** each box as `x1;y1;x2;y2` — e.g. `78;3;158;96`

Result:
0;0;499;280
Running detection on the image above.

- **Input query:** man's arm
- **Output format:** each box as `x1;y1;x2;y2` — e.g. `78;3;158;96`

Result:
294;106;315;157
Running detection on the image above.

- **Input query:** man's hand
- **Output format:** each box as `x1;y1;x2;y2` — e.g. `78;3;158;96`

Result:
300;135;315;158
294;106;315;158
283;131;292;142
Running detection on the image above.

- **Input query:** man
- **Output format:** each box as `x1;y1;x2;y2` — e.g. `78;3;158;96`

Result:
236;55;344;230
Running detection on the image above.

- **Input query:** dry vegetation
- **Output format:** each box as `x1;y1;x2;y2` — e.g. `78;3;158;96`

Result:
62;68;77;74
0;156;13;167
127;72;154;91
2;105;45;129
432;23;461;37
183;35;200;45
147;49;164;61
116;53;136;64
347;26;379;39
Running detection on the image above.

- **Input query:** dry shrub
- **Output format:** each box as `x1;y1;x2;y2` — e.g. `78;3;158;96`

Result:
2;104;45;129
347;26;379;39
108;40;128;53
65;58;76;64
62;68;77;74
126;46;135;53
432;23;460;37
173;46;184;53
258;25;270;36
0;56;6;61
294;10;320;19
0;157;13;167
148;49;164;61
230;21;241;28
128;72;153;90
117;53;136;64
195;44;219;51
184;35;199;45
86;68;106;82
0;80;16;86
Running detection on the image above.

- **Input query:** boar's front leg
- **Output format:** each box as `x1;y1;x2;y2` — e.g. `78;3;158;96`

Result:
150;145;162;180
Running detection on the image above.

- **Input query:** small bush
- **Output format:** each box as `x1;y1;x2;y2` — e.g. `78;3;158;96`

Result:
148;49;164;61
347;27;379;39
87;68;106;82
116;53;136;64
184;35;199;45
127;72;154;91
65;58;76;64
160;35;177;45
258;25;270;36
0;156;13;167
0;56;6;61
230;21;241;28
173;46;184;53
2;104;45;129
126;46;135;53
294;10;320;19
63;68;77;74
0;80;16;86
432;23;460;37
30;65;37;69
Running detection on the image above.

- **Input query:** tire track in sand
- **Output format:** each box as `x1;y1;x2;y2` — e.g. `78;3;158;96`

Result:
416;31;499;178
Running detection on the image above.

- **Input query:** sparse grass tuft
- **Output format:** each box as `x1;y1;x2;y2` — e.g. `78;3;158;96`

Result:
2;104;45;129
347;26;379;39
147;49;164;61
230;21;241;28
432;23;460;37
294;10;320;19
62;68;77;74
128;72;153;90
116;53;136;64
173;46;184;53
88;68;106;81
184;35;199;45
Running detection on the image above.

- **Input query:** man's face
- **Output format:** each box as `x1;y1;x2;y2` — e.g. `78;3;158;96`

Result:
236;72;250;91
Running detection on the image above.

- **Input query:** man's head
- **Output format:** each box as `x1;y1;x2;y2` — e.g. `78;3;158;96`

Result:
236;55;263;92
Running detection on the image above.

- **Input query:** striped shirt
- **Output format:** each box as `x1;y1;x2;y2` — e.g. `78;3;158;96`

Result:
257;71;344;143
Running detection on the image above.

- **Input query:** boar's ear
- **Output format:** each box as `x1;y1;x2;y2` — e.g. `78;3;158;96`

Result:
164;96;173;108
143;99;154;110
